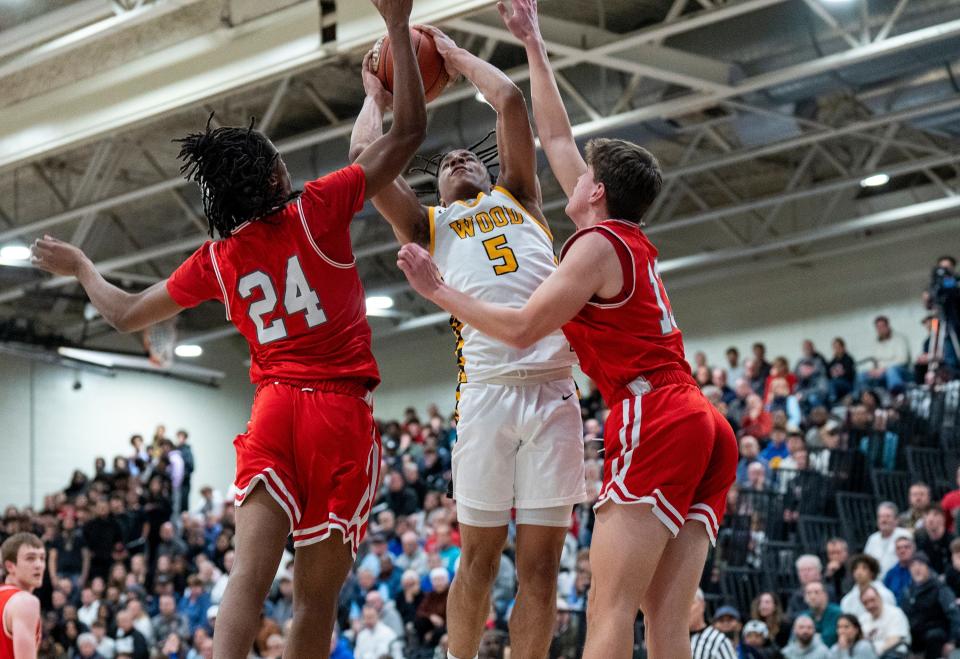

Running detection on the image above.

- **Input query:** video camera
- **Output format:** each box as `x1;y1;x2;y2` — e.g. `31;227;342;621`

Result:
931;265;958;307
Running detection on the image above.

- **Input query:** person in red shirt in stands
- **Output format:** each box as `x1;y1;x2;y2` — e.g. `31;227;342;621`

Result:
941;466;960;533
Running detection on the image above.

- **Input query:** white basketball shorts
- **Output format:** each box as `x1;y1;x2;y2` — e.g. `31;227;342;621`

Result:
452;376;586;511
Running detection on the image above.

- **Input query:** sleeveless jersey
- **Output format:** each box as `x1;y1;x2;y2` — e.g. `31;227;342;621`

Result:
559;219;690;404
167;165;380;389
0;585;39;658
429;186;576;381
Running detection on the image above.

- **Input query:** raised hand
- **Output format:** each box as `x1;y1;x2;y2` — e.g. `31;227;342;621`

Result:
362;50;393;111
497;0;542;44
31;235;89;278
415;25;461;79
370;0;413;26
397;243;443;301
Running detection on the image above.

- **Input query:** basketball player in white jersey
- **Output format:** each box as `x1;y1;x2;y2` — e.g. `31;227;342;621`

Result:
350;26;584;659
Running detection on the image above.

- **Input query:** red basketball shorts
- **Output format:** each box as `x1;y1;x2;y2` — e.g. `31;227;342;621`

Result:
233;380;382;556
597;381;737;545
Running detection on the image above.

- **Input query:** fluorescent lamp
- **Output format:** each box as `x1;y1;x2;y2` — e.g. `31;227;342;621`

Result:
366;296;394;312
860;173;890;188
174;344;203;358
0;244;31;261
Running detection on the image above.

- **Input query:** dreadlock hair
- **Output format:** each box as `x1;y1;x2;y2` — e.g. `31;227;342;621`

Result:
584;138;662;225
174;114;298;239
410;130;499;205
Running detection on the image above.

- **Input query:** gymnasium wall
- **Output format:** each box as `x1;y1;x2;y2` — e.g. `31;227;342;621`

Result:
0;354;251;507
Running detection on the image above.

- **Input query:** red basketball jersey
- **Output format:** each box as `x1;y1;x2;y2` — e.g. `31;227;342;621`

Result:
167;165;380;388
0;585;40;658
559;219;689;403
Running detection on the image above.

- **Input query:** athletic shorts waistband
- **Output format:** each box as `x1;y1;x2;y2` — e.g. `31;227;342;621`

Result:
613;369;696;400
256;378;373;404
470;366;573;386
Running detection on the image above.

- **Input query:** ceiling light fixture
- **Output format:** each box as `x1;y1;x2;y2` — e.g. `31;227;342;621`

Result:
860;173;890;188
174;344;203;358
0;244;31;261
366;296;394;312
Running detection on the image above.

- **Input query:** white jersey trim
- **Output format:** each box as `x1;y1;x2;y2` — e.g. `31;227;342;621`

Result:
578;225;636;309
208;243;231;321
297;197;355;269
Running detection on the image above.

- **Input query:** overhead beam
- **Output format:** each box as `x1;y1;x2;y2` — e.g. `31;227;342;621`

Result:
0;0;499;172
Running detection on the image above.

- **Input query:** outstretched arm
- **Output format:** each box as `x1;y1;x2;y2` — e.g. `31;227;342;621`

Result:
397;233;617;348
352;0;427;199
422;26;541;211
31;236;183;333
349;52;429;246
499;0;587;204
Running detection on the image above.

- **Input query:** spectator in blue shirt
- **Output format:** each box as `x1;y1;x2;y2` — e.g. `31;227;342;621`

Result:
178;576;212;635
759;427;790;468
800;580;842;647
883;536;916;605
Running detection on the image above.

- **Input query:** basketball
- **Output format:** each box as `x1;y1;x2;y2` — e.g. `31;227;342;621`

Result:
372;27;450;103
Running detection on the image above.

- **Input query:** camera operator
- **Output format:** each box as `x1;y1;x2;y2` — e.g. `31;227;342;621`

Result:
918;256;959;382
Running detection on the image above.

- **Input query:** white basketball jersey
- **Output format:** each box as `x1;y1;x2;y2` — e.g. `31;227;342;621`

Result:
429;186;576;382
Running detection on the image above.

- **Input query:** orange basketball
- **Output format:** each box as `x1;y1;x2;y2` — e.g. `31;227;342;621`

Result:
371;27;450;103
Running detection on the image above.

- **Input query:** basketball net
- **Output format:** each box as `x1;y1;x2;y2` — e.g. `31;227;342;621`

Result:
143;318;178;368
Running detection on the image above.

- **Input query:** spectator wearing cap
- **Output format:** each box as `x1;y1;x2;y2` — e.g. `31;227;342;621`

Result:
689;589;736;659
354;604;398;659
358;532;392;578
740;620;780;659
828;614;876;659
898;482;932;530
857;585;910;657
782;614;830;659
902;551;960;659
840;555;896;618
801;581;842;648
713;605;742;644
863;502;913;578
915;506;955;574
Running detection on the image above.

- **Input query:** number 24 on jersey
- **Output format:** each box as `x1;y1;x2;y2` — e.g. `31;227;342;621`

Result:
238;255;326;344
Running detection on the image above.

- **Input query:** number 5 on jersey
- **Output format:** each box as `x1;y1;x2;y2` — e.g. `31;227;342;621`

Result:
238;255;326;344
482;234;518;276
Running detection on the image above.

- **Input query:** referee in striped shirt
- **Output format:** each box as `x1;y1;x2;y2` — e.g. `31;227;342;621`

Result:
689;590;737;659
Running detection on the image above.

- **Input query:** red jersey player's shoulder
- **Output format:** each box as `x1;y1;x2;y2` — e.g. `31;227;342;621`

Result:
166;240;227;314
298;164;367;263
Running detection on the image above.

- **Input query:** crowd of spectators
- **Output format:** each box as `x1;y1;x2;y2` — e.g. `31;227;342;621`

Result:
1;312;957;658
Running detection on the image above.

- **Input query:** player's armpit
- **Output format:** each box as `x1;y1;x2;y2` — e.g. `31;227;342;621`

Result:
370;179;430;247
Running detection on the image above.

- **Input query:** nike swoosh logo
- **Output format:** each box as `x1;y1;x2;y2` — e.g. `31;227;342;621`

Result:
562;393;574;400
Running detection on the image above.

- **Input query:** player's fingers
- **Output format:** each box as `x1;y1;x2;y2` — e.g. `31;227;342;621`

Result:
362;51;373;71
496;1;509;20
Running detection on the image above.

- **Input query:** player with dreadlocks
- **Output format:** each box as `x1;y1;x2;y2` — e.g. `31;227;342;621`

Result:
350;25;584;659
32;1;426;657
